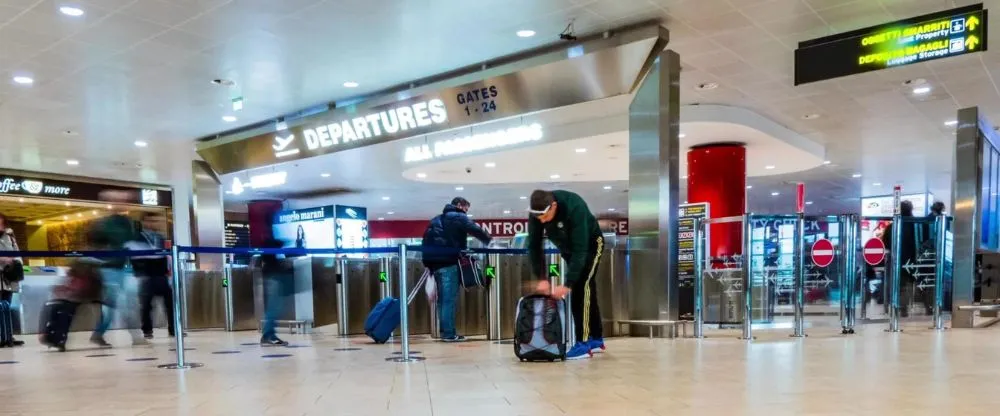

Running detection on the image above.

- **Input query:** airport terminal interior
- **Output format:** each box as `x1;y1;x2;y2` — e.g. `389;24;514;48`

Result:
3;0;1000;415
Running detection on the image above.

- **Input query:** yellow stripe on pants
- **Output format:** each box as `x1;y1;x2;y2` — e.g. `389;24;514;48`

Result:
582;235;604;341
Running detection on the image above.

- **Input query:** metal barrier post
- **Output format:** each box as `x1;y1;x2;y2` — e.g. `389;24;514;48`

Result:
388;244;421;362
379;257;391;299
741;214;753;341
223;253;234;332
158;246;202;370
887;215;903;332
840;215;857;334
693;218;705;338
560;256;574;344
792;213;807;337
933;214;948;330
336;258;348;336
487;253;502;340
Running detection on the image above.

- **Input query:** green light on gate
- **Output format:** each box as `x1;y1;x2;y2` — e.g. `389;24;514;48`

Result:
222;278;229;287
378;272;387;282
548;264;560;278
485;266;496;279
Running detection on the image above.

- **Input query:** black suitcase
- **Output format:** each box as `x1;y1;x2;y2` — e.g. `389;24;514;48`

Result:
0;300;13;347
514;294;567;362
39;300;78;352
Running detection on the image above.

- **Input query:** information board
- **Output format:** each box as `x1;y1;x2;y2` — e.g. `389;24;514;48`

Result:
678;203;709;320
795;4;988;85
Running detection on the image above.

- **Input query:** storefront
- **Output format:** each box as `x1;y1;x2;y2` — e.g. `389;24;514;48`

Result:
0;169;174;265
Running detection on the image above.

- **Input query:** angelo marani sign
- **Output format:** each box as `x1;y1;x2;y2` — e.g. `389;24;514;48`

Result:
795;4;988;85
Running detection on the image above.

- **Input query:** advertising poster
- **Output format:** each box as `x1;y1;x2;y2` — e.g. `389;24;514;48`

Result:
272;206;336;251
678;203;709;320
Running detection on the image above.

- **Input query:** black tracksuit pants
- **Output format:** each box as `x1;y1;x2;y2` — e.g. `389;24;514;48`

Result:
567;235;604;343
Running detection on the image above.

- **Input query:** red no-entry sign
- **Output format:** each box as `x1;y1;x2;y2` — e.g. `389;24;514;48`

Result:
811;238;835;268
863;237;886;266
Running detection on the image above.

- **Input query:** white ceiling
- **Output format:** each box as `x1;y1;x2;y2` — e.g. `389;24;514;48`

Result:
0;0;994;218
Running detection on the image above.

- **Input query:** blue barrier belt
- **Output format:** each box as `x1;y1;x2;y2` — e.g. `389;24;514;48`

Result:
0;247;560;257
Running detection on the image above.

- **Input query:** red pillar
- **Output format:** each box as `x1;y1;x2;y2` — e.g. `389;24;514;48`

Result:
248;200;283;248
687;144;746;260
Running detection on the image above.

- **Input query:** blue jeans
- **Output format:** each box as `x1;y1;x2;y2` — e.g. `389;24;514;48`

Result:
261;276;288;339
434;266;460;339
94;268;141;339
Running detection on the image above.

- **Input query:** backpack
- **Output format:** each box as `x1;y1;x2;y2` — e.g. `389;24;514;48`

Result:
421;215;452;269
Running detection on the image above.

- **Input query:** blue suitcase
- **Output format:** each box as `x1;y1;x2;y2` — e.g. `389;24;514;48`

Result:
364;270;429;344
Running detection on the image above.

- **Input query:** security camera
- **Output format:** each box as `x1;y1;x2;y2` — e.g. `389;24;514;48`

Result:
465;167;472;174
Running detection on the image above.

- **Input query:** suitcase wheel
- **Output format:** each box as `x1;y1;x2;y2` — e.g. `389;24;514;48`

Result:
519;358;526;362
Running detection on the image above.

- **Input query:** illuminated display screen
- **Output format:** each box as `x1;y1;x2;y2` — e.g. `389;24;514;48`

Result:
795;4;988;85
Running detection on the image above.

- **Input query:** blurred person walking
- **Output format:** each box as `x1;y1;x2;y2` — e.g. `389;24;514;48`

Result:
0;213;24;347
421;197;491;342
259;237;290;346
130;212;175;339
88;211;146;347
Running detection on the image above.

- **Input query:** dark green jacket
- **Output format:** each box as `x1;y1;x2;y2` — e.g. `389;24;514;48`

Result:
528;190;602;285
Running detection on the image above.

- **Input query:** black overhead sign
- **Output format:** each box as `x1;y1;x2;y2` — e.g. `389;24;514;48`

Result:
795;4;988;85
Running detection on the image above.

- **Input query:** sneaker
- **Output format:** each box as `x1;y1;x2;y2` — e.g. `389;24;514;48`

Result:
587;338;606;354
90;336;112;348
260;337;289;347
441;335;467;343
132;338;151;346
566;342;593;360
143;333;154;340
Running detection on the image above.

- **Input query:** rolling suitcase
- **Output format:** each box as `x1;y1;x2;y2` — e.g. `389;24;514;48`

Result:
38;300;78;352
364;270;429;344
0;300;13;347
514;294;567;362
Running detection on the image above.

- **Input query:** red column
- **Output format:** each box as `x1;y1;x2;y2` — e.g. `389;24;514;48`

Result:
248;200;283;248
687;144;746;260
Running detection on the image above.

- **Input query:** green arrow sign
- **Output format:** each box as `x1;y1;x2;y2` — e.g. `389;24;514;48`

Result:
378;272;387;282
548;264;560;277
222;278;229;287
485;266;496;279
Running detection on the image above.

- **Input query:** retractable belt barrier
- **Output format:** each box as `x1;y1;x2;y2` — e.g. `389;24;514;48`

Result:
0;245;560;369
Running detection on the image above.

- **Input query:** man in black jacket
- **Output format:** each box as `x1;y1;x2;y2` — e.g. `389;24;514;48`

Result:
134;212;175;339
421;197;491;342
527;189;605;360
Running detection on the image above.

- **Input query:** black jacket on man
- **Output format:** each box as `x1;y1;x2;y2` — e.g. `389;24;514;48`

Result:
421;204;491;271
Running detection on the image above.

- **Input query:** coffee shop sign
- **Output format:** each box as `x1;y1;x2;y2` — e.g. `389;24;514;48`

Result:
0;177;70;196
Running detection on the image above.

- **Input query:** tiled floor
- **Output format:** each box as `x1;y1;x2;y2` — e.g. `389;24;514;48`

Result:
2;322;1000;415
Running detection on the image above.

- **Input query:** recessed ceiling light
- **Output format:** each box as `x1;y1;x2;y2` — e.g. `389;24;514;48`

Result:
222;115;237;122
805;201;814;205
76;213;82;217
134;140;148;147
503;210;511;215
746;185;753;189
377;217;385;220
912;86;931;94
823;160;831;165
64;201;71;207
343;81;359;88
91;210;97;215
520;196;527;200
771;192;780;196
106;205;112;209
381;196;391;201
455;186;464;191
695;82;718;91
484;162;496;168
608;208;616;212
516;30;536;38
681;175;688;179
802;113;821;120
872;182;882;186
59;6;84;16
17;198;23;203
320;173;331;178
66;159;79;166
387;211;395;215
12;76;33;85
416;172;427;179
679;133;687;138
550;174;560;179
62;216;68;220
575;148;587;153
765;165;776;170
852;173;862;178
944;120;958;126
603;186;612;190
